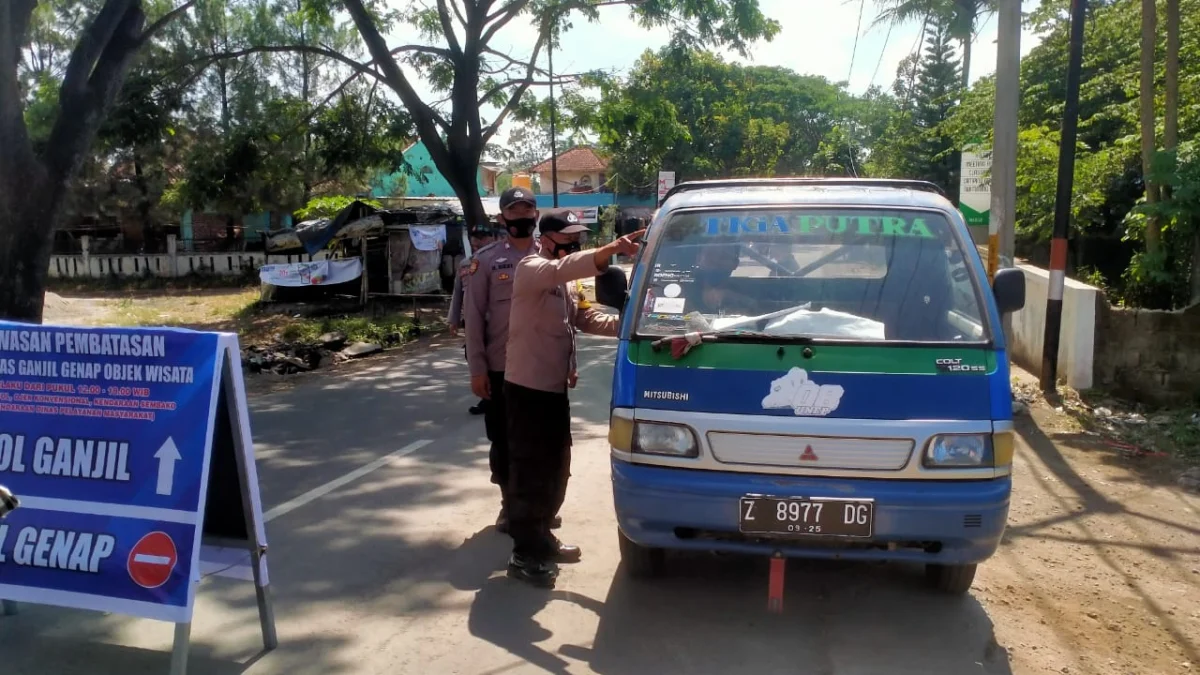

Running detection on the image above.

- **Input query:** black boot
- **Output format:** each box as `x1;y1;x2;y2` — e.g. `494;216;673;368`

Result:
550;534;581;564
507;554;558;588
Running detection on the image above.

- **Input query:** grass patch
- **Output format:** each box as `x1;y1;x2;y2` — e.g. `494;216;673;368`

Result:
276;312;422;346
1017;378;1200;467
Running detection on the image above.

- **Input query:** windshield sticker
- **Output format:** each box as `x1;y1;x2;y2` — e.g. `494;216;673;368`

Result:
703;214;935;239
761;367;845;417
663;283;682;298
653;297;686;314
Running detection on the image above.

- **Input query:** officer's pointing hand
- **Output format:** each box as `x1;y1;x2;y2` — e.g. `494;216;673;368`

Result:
615;229;646;257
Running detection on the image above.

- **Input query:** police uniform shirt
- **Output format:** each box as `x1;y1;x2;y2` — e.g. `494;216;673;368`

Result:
463;239;539;377
505;250;619;393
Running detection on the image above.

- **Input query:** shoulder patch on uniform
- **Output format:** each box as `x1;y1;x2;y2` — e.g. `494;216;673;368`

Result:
468;259;480;275
473;241;500;257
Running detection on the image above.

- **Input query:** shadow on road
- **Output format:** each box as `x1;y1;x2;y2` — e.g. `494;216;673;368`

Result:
468;553;1011;675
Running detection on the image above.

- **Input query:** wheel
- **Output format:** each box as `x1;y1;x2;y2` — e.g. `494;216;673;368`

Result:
618;528;665;578
925;563;977;594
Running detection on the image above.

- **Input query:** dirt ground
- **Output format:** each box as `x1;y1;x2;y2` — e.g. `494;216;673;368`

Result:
35;288;1200;674
983;369;1200;674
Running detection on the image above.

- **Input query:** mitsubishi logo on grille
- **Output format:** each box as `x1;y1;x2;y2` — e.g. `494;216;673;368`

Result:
800;445;819;461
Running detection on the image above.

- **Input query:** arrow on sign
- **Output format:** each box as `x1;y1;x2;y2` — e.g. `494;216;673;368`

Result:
154;438;182;496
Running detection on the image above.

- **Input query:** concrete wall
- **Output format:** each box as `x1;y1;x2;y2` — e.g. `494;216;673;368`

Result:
1094;301;1200;405
1009;263;1099;390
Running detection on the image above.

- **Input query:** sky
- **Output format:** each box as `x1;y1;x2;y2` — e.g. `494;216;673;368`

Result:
382;0;1047;150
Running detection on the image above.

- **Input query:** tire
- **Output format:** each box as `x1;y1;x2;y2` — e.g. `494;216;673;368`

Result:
618;528;665;579
925;563;977;594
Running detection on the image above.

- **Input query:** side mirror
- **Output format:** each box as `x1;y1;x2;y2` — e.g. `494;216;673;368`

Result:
595;266;629;311
993;267;1026;314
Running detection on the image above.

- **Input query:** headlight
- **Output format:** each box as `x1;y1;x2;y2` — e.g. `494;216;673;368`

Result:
633;421;699;457
923;434;993;468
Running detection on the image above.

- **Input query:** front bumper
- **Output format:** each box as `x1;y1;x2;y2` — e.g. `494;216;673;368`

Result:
612;459;1010;564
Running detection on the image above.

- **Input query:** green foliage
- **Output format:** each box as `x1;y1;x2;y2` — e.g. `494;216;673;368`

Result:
937;0;1200;308
294;195;383;221
588;47;865;192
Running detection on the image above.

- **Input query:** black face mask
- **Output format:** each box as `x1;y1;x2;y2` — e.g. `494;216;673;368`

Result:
550;240;582;257
506;217;536;238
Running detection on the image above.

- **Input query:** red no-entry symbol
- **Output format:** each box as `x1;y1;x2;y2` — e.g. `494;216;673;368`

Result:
127;531;178;589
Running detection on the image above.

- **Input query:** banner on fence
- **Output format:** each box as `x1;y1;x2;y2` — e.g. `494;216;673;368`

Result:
259;258;362;287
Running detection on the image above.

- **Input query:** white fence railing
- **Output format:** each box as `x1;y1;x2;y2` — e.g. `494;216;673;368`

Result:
48;235;332;279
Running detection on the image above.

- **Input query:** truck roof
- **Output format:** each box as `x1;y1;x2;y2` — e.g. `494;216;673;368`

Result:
657;179;957;217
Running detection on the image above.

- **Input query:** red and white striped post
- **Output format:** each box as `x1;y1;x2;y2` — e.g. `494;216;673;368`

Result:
1040;0;1088;392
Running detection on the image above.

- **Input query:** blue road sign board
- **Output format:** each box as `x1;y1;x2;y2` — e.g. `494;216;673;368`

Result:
0;322;223;622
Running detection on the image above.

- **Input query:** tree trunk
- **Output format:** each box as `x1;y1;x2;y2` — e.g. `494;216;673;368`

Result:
445;153;487;226
1165;0;1179;151
133;150;153;252
1140;0;1160;254
0;175;60;323
300;0;312;204
960;37;971;93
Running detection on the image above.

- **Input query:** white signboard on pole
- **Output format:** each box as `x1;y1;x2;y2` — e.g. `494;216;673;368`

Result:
657;171;676;204
959;143;992;228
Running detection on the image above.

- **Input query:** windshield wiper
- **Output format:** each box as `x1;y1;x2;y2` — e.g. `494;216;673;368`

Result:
711;328;815;343
649;328;813;352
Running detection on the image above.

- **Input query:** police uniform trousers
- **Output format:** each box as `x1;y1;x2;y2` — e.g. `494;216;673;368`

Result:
504;381;572;559
485;370;509;495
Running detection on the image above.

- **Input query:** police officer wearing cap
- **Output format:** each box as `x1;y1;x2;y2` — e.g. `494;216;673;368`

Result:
503;209;644;587
464;187;551;532
449;225;496;415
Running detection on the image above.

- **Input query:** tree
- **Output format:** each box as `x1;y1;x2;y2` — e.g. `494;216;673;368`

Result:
1;0;199;321
911;17;961;198
863;15;961;195
1139;0;1160;255
316;0;779;226
585;47;861;188
871;0;993;91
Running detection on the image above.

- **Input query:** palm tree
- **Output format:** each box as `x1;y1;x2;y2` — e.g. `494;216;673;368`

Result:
871;0;996;92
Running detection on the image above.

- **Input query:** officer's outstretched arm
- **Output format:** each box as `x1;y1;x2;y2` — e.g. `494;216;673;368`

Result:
576;306;619;337
513;251;600;293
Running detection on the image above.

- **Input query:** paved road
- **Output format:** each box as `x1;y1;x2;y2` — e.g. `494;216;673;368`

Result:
0;337;1009;675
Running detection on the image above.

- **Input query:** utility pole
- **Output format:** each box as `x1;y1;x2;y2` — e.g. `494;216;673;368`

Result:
989;0;1020;283
548;32;560;208
1040;0;1087;392
991;0;1021;348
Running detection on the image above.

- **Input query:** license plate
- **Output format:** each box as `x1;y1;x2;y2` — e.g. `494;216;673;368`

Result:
738;495;874;537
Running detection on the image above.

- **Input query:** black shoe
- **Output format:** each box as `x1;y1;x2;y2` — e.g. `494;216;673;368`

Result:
495;509;509;534
551;535;582;564
507;554;558;587
551;515;562;529
469;400;487;415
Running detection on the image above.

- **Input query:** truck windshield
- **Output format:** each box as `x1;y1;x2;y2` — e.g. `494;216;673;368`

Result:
635;207;989;343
